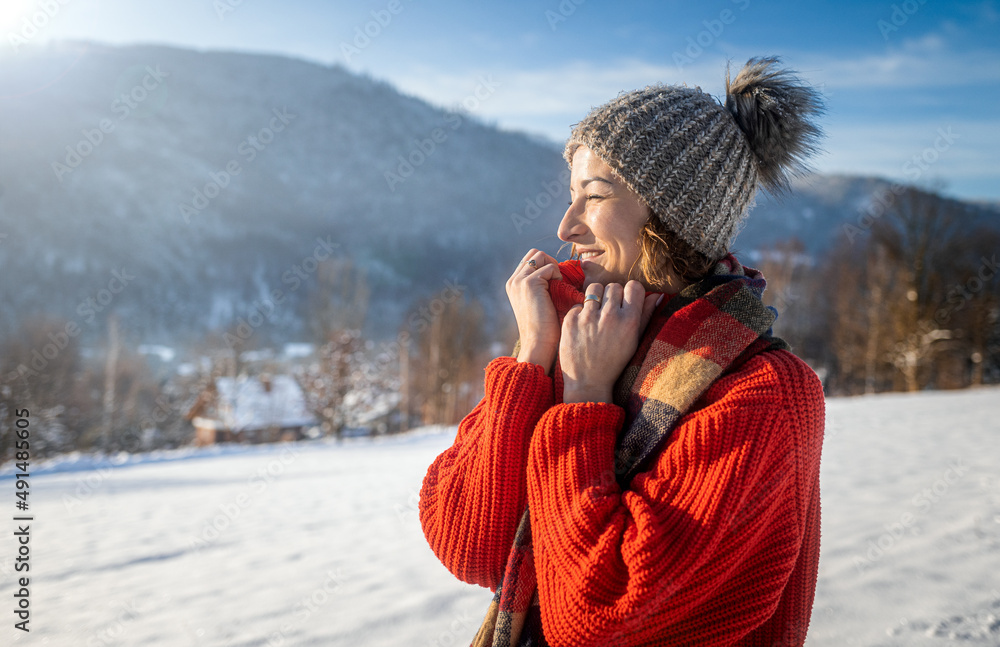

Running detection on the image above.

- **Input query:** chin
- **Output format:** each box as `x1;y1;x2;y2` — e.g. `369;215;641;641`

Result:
583;264;625;288
580;265;601;289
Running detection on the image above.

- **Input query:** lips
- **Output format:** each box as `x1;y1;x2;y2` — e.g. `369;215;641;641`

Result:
578;249;603;261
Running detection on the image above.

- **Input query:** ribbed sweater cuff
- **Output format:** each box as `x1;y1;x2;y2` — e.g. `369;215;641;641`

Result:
484;355;554;418
418;356;556;590
480;355;555;493
528;402;625;497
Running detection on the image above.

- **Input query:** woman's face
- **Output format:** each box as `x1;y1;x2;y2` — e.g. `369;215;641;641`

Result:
558;145;651;290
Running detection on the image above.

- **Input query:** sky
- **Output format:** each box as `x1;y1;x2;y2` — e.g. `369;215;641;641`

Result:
2;0;998;201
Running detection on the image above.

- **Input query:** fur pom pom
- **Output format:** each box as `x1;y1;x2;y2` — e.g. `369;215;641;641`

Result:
725;56;825;195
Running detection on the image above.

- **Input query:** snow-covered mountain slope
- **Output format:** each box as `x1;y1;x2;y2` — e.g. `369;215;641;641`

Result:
1;387;998;645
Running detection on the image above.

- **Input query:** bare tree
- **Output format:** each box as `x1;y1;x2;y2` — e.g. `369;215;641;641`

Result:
411;292;486;425
0;317;83;459
307;257;370;343
101;314;120;450
818;185;994;394
757;237;811;353
872;187;964;390
936;227;1000;386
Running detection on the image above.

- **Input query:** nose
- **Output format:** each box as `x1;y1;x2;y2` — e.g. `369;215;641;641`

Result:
557;198;587;243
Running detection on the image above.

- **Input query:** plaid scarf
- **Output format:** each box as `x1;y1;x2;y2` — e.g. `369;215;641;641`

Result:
471;255;788;647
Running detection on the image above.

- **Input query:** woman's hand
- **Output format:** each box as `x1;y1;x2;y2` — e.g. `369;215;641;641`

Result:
506;249;563;374
560;281;662;404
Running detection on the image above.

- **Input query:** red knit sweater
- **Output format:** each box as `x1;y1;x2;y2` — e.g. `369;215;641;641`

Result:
420;334;824;645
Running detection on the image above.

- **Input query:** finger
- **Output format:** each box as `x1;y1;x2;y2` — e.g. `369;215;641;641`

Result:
622;281;645;313
521;259;539;275
523;250;555;275
583;283;604;310
547;256;563;281
533;262;562;283
535;250;562;268
604;282;625;309
563;303;581;325
639;292;662;333
542;252;562;279
561;305;580;345
522;250;563;281
511;249;538;283
515;249;539;272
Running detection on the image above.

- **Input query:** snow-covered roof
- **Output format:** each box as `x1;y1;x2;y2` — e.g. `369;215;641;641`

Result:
212;375;316;432
282;343;315;359
343;389;400;425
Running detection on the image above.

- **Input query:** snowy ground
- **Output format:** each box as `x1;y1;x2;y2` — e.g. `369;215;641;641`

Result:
1;387;999;646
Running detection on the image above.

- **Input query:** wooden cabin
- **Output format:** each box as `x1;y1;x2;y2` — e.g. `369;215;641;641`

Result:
186;374;317;446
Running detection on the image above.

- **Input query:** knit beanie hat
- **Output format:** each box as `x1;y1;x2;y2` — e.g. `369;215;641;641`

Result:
564;56;825;259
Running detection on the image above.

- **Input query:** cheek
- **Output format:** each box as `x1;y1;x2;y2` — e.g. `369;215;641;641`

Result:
610;229;641;259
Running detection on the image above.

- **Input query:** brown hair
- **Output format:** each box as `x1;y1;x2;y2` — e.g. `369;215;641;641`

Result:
567;216;717;290
635;214;717;289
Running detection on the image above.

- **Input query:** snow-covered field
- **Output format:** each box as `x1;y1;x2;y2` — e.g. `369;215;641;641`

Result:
1;387;999;646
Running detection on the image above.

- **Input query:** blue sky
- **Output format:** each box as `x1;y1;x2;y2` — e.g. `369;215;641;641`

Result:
3;0;998;200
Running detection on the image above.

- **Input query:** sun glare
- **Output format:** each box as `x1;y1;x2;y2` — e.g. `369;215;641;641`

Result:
0;1;54;39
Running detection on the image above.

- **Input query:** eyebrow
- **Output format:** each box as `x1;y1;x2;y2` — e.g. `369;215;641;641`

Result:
578;176;614;189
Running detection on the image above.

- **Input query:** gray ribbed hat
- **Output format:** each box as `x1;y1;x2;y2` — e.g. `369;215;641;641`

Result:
564;57;824;259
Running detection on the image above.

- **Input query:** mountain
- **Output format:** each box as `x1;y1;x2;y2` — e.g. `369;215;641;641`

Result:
0;41;569;346
1;42;996;348
739;173;1000;260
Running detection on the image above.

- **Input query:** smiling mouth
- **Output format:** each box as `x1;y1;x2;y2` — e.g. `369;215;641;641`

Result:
578;250;603;261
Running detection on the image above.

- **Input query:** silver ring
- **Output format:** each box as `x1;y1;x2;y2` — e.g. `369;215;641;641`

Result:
527;259;537;268
584;294;601;304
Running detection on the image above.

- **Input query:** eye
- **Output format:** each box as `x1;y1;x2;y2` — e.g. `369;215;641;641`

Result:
587;194;605;201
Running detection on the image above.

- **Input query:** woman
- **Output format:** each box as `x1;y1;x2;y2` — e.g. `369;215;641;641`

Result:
419;57;826;647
